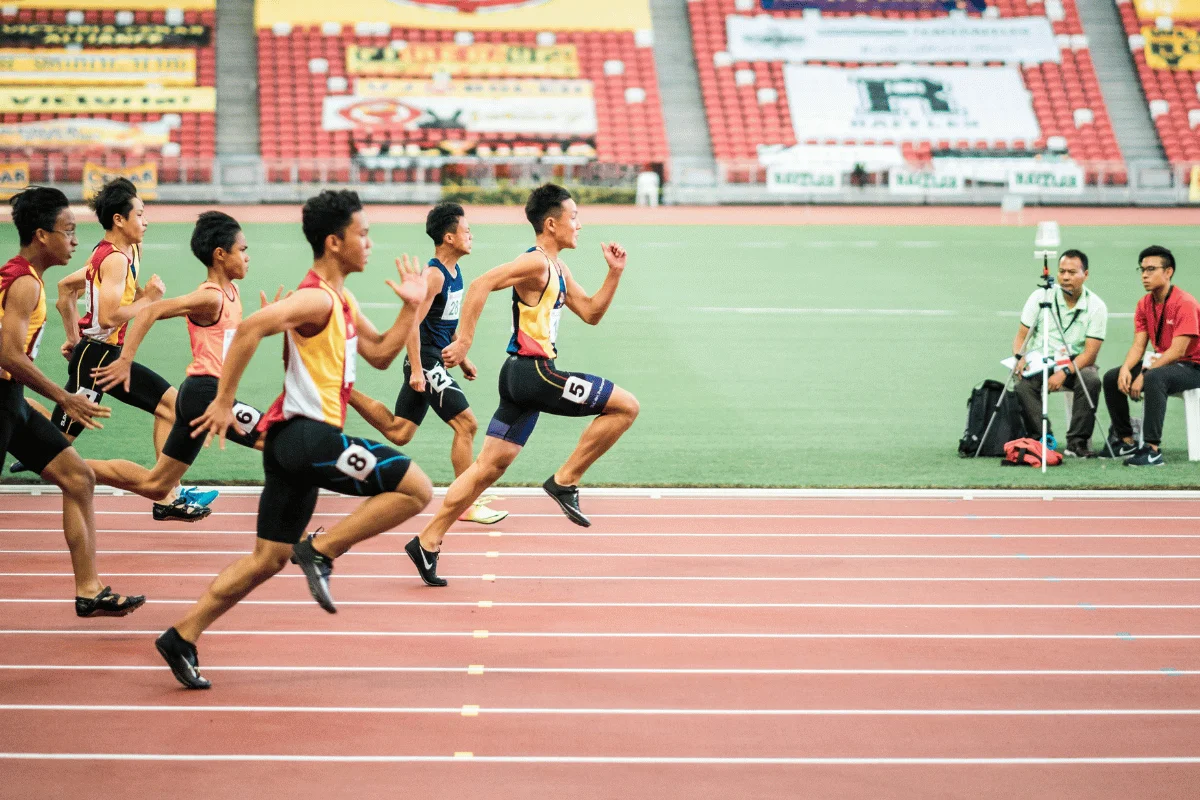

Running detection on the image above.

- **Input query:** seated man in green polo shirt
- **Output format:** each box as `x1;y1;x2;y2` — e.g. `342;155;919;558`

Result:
1010;249;1108;457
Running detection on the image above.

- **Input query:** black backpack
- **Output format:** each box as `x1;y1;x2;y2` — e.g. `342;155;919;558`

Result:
958;379;1027;457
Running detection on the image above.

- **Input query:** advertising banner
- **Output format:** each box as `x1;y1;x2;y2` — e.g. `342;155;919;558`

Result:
727;16;1060;64
0;22;210;47
766;165;843;194
0;163;30;201
783;65;1041;142
326;79;596;134
347;43;580;78
83;161;158;201
19;0;211;8
0;119;171;150
255;0;651;31
0;49;196;86
1143;27;1200;70
1007;162;1085;194
0;87;215;113
355;136;596;165
1134;0;1200;20
887;168;965;194
762;0;985;11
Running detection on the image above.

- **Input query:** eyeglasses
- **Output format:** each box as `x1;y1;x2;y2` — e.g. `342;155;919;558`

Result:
49;228;78;241
1136;266;1163;275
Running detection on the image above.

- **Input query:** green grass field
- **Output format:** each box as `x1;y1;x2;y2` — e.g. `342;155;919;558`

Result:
3;218;1200;488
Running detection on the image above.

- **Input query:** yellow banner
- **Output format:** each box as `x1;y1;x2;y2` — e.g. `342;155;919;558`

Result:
0;49;196;86
347;43;579;78
18;0;212;8
354;77;594;99
1190;165;1200;204
0;119;170;150
1135;0;1200;19
83;161;158;202
0;87;215;113
1144;27;1200;69
256;0;651;31
0;163;30;201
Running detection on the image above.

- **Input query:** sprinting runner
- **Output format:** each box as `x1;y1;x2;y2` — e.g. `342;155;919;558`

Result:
87;211;271;501
156;190;431;689
405;184;639;587
43;178;212;520
350;202;507;524
0;187;144;616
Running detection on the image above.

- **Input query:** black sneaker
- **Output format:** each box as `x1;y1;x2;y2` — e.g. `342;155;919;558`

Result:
543;476;590;527
152;496;213;522
1124;446;1166;467
155;627;211;690
1099;438;1140;459
291;532;336;613
405;536;447;587
1063;444;1094;458
8;460;28;474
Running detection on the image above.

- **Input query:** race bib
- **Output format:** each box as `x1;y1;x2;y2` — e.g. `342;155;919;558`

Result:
549;306;563;346
562;376;593;405
335;442;377;481
231;402;261;436
222;328;236;361
76;386;99;403
344;336;358;386
424;363;454;393
442;289;463;321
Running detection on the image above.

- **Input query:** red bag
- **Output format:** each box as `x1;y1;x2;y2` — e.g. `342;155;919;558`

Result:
1002;438;1063;468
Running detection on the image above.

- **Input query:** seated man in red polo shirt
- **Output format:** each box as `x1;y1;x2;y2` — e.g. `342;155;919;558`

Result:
1102;245;1200;466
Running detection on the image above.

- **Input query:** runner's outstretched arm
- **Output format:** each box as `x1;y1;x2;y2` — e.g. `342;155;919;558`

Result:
55;267;85;358
355;254;426;369
562;242;626;325
441;252;547;368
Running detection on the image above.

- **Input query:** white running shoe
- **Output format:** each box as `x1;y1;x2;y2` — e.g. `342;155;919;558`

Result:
459;499;508;524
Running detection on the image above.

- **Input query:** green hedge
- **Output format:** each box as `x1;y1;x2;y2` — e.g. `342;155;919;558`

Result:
441;184;636;205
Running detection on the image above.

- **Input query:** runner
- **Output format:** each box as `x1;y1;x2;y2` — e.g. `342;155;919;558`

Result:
87;211;271;502
156;190;431;689
405;184;640;587
350;202;507;524
0;187;144;616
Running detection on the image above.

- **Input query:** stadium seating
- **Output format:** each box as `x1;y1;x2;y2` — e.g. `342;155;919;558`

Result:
688;0;1125;184
1115;3;1200;167
0;6;217;184
257;25;669;183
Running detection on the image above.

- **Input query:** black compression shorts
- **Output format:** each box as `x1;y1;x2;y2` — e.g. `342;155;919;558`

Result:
0;379;71;475
256;417;412;544
161;375;262;466
50;339;172;438
485;356;614;447
393;346;471;426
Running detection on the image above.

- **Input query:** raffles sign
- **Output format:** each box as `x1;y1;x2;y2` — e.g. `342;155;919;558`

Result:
0;22;210;47
783;65;1041;142
1143;27;1200;70
888;168;964;194
0;49;196;85
1008;163;1084;194
347;44;580;78
766;166;843;194
324;79;597;135
727;16;1060;64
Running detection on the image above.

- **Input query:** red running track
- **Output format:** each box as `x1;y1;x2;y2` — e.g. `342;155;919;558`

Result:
0;492;1198;799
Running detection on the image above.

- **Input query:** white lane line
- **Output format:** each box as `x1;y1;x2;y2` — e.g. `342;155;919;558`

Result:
6;550;1198;560
4;599;1197;610
1;630;1197;640
5;511;1196;521
1;704;1198;716
5;529;1200;539
1;754;1198;765
0;665;1195;676
3;573;1199;582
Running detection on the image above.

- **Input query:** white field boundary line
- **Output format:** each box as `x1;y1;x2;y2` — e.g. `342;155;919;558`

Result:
1;754;1199;765
2;630;1198;640
5;599;1198;610
6;510;1200;521
3;704;1200;716
5;573;1200;582
6;549;1200;560
6;486;1200;500
0;665;1195;676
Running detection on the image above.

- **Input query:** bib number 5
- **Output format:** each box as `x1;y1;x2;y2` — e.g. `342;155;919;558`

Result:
562;376;593;405
335;442;377;481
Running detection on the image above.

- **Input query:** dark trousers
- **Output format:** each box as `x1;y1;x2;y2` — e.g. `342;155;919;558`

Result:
1103;361;1200;446
1013;366;1101;449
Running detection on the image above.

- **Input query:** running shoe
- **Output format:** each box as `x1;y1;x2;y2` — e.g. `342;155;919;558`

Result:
75;586;146;617
405;535;447;587
179;486;219;507
543;476;590;528
8;460;28;474
156;627;211;690
458;498;508;525
152;497;213;522
291;532;337;613
1124;446;1165;467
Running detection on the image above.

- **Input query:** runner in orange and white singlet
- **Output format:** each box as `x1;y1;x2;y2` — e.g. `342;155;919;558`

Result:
156;190;431;690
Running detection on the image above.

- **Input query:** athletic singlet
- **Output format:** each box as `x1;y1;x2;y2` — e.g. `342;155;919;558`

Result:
0;255;46;382
419;258;463;351
259;270;359;431
185;282;242;379
77;240;140;345
507;246;566;359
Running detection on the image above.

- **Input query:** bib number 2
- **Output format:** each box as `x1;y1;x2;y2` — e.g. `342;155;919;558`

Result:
336;442;377;481
424;364;454;393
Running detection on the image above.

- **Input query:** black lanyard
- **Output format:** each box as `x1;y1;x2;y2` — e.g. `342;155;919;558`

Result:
1150;287;1174;349
1053;290;1082;337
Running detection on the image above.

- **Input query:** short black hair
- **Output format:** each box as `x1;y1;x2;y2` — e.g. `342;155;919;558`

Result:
1060;249;1089;272
426;202;464;246
10;186;69;246
1139;245;1175;274
302;190;363;258
525;183;572;234
190;211;242;267
89;177;138;231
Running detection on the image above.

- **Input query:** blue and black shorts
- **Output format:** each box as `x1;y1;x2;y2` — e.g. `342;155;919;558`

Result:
485;355;613;447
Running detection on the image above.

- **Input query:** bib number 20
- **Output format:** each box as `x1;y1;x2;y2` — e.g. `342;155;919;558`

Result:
336;442;377;481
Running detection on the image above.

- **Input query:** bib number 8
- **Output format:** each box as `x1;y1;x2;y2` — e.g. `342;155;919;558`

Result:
424;364;454;393
231;402;261;436
335;442;377;481
562;376;593;405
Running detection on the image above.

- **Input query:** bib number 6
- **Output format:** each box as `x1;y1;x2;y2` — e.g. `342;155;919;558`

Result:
335;442;377;481
231;402;262;436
